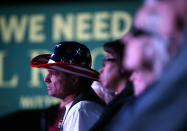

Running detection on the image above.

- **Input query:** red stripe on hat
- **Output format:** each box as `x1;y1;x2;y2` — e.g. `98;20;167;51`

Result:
30;54;99;80
45;64;99;80
55;64;98;78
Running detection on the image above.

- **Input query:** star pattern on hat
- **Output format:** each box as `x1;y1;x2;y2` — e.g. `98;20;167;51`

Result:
51;53;55;57
49;42;92;67
69;59;73;63
60;57;66;63
56;44;61;48
76;48;81;55
31;41;98;80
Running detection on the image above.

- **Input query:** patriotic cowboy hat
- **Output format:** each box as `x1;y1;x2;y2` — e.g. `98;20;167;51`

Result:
30;41;99;80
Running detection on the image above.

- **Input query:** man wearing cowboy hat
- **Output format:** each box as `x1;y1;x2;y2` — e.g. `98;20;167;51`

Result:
30;41;105;131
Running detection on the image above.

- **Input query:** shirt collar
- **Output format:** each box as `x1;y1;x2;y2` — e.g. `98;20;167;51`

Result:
65;101;73;112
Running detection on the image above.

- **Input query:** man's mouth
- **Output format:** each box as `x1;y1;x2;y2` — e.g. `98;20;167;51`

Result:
99;77;103;83
47;86;51;90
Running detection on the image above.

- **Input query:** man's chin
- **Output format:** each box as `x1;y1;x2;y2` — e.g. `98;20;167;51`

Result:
48;91;54;97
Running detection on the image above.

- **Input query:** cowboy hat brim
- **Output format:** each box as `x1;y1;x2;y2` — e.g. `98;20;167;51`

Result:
30;54;99;80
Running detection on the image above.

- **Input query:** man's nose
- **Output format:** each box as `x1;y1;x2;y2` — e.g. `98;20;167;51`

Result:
99;67;104;74
44;73;51;83
130;72;137;82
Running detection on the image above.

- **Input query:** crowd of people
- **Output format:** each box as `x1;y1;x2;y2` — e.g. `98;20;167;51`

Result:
1;0;186;130
31;0;187;130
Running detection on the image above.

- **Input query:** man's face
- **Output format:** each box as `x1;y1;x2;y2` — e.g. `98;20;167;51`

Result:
123;36;149;71
99;52;120;92
44;70;74;99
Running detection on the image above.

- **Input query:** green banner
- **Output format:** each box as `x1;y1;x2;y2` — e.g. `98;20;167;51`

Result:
0;2;141;117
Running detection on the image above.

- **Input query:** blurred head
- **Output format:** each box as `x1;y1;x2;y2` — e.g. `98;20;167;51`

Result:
122;27;169;96
122;28;153;71
122;0;186;96
134;1;178;40
144;0;187;23
135;0;184;56
99;40;129;94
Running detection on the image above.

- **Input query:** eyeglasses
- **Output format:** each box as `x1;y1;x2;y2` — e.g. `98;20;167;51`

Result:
102;58;117;66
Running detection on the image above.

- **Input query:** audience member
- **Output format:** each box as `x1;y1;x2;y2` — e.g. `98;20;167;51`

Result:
99;40;131;95
123;27;169;96
30;41;105;131
90;40;134;131
104;0;187;130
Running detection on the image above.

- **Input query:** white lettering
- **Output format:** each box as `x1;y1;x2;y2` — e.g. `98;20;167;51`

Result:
53;14;73;41
0;15;28;43
0;51;19;88
76;13;92;41
28;50;49;87
94;12;110;40
112;11;132;39
29;14;46;43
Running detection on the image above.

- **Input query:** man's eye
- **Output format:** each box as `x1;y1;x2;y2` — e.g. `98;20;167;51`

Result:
49;70;56;75
51;72;55;75
103;58;117;63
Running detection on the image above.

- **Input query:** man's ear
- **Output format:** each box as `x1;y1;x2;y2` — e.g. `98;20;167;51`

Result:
71;75;80;86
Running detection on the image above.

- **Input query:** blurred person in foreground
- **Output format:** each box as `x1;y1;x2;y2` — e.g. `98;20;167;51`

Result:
30;41;105;131
124;0;184;96
104;0;187;130
124;27;170;96
89;40;134;131
133;0;183;56
91;26;170;131
131;0;183;74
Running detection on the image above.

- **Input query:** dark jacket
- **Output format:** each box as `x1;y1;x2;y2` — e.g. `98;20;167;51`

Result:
90;82;134;131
